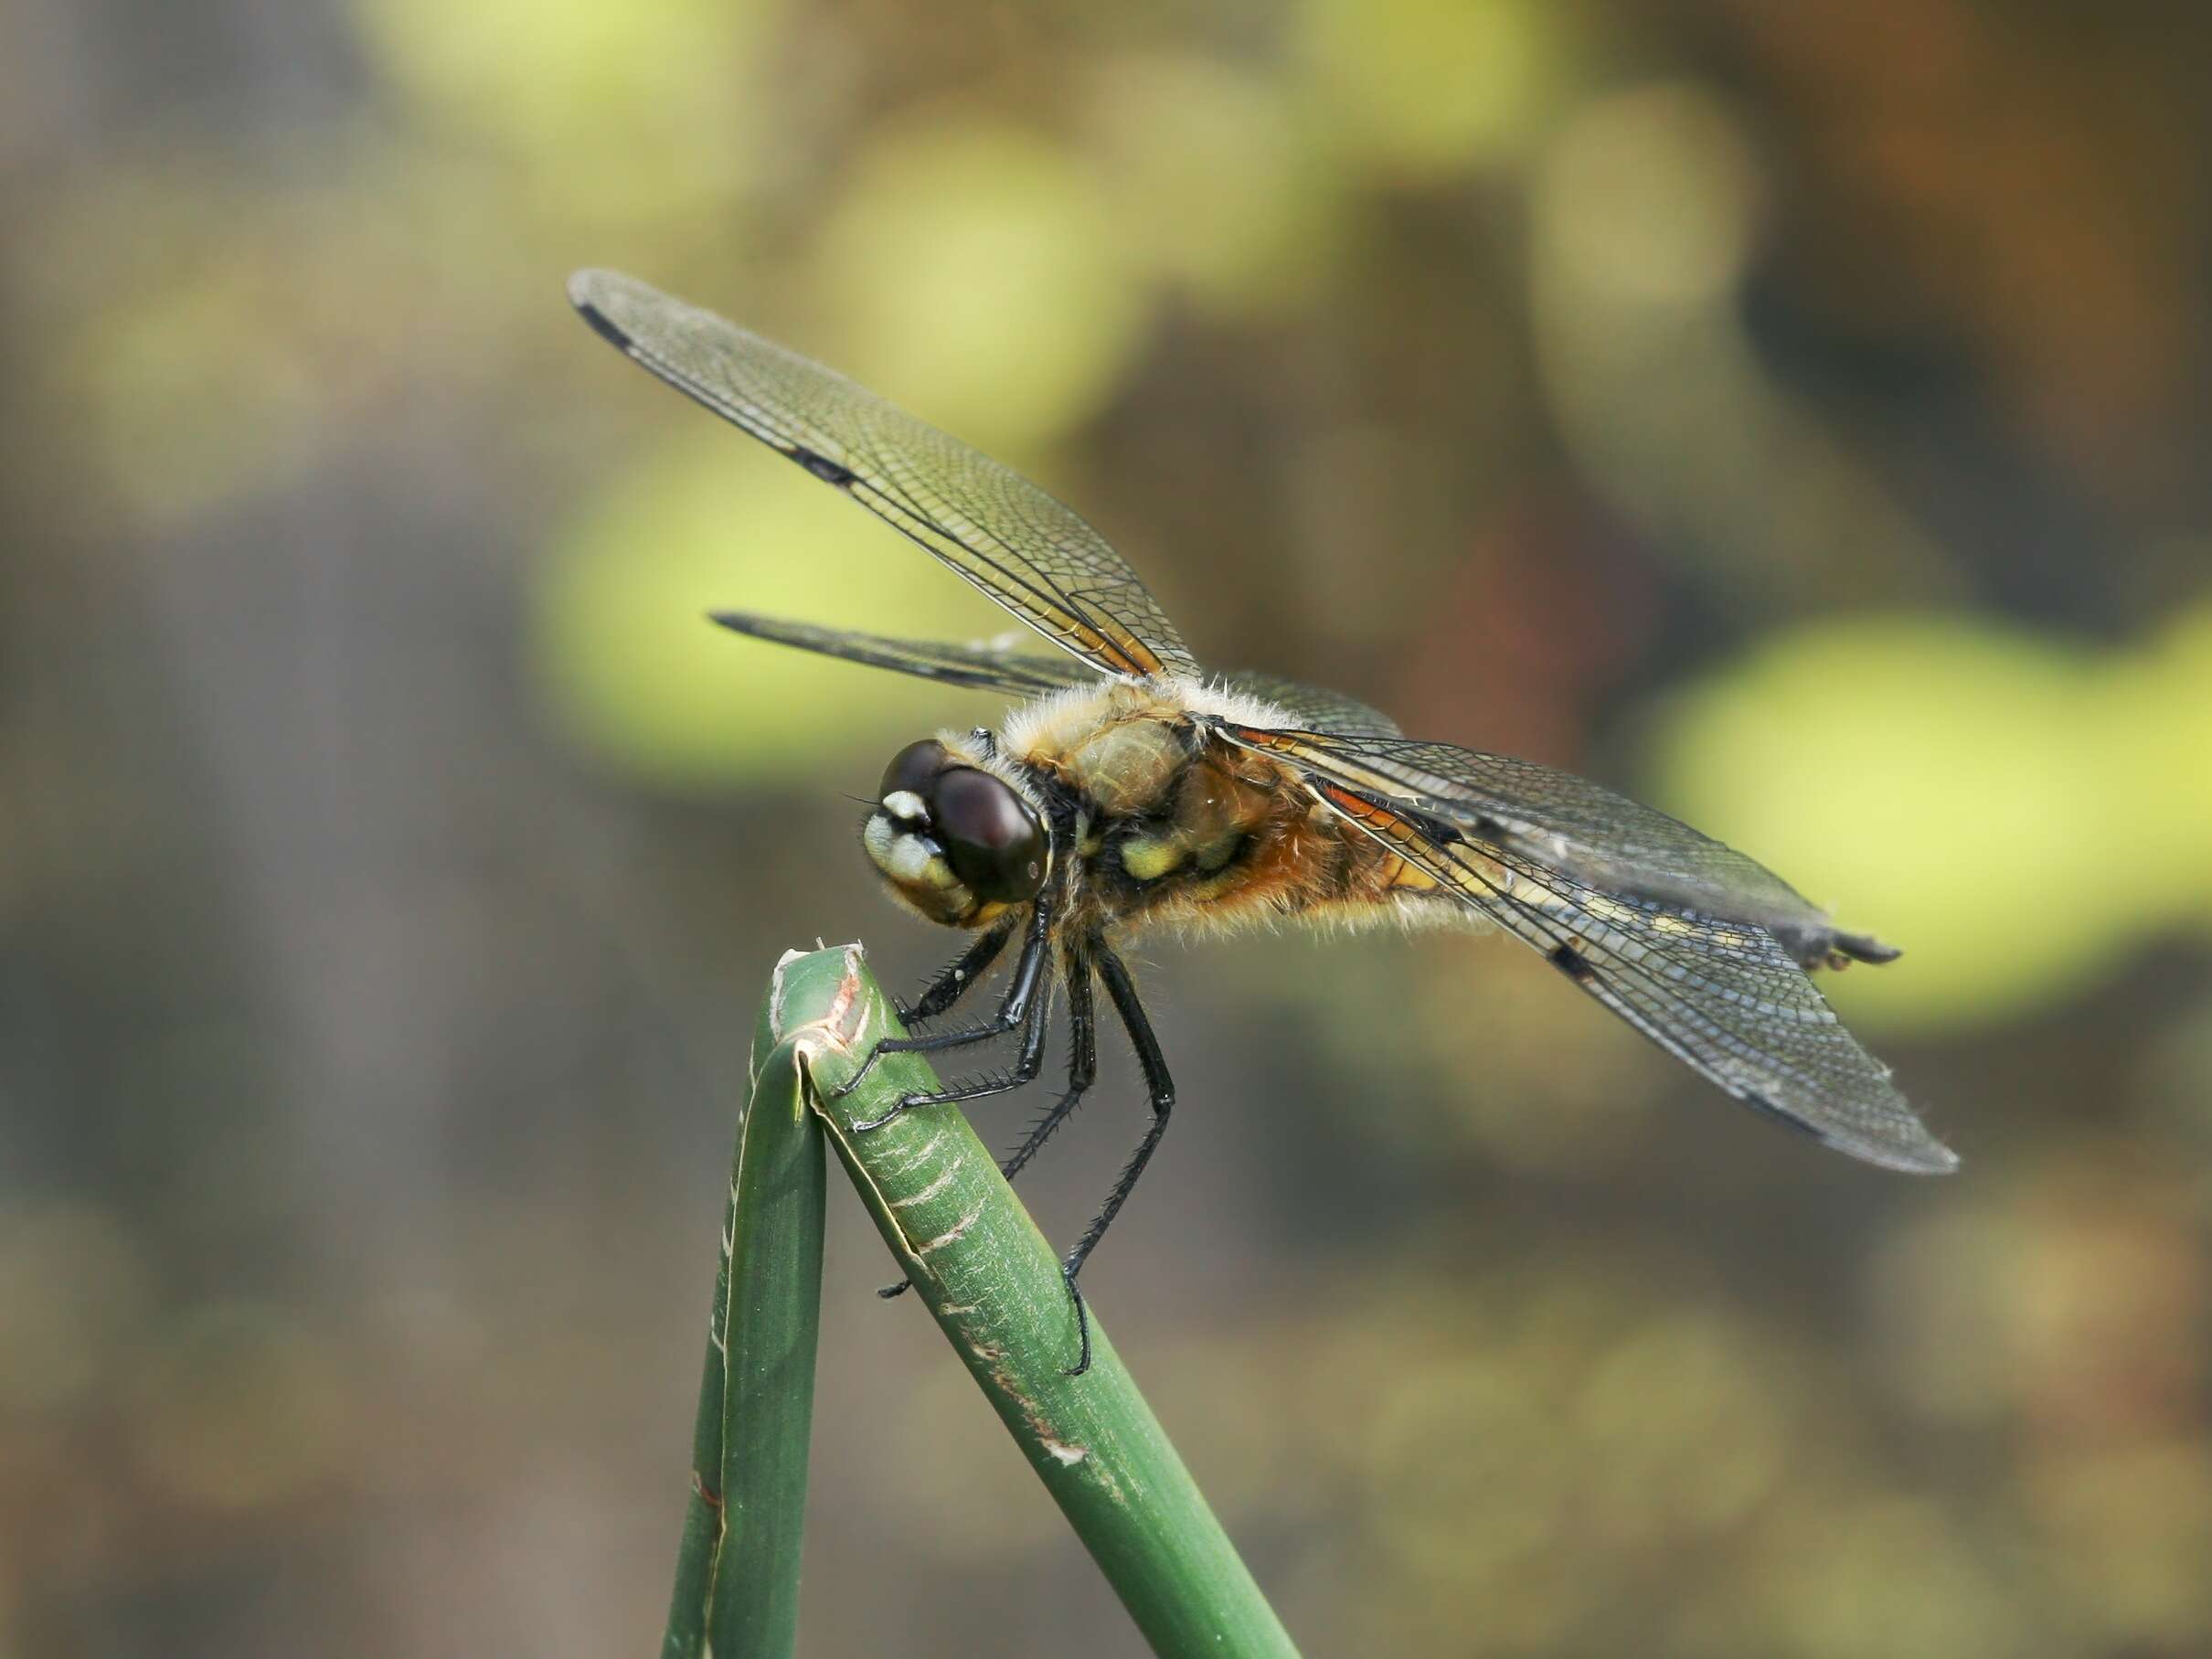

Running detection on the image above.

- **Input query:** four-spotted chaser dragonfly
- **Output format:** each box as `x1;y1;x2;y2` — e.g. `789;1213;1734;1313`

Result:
569;270;1956;1373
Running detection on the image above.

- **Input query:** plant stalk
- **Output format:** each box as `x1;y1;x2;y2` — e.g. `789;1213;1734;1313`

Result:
772;942;1300;1659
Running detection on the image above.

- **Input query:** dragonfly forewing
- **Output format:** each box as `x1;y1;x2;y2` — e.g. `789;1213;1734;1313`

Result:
569;270;1197;684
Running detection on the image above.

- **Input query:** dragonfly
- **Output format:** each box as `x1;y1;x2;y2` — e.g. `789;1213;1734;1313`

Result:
569;269;1957;1373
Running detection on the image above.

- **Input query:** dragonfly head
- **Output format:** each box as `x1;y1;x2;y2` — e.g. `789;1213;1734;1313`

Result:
863;738;1048;928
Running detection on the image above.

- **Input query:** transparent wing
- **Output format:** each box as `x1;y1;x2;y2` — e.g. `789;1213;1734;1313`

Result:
1221;670;1402;737
1217;728;1884;966
712;614;1402;738
710;611;1098;699
571;270;1197;683
1220;726;1954;1174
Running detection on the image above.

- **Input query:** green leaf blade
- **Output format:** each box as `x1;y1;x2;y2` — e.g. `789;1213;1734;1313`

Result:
778;942;1301;1659
662;952;829;1659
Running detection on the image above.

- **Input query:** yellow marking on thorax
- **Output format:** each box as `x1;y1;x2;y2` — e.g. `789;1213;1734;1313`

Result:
1120;835;1186;883
1003;686;1494;942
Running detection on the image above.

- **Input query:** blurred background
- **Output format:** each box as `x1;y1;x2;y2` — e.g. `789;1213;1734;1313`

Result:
5;0;2210;1654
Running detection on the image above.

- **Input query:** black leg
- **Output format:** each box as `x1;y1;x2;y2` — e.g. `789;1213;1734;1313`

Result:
878;948;1093;1305
895;967;1055;1110
1001;947;1097;1183
900;919;1016;1027
1058;940;1175;1377
832;898;1051;1123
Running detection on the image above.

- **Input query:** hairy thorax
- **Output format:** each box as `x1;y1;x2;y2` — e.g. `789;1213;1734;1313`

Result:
1004;680;1451;941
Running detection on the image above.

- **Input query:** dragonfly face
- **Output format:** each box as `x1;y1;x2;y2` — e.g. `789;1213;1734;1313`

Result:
569;268;1958;1373
864;736;1048;928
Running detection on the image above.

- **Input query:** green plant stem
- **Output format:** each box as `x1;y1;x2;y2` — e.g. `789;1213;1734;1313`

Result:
662;951;829;1659
772;942;1301;1659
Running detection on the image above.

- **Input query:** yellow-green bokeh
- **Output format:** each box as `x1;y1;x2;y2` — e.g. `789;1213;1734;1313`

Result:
813;114;1144;453
533;427;1016;786
1650;610;2212;1030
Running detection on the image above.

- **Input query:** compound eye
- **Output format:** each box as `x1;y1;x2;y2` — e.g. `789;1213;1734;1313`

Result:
932;768;1046;902
879;739;950;806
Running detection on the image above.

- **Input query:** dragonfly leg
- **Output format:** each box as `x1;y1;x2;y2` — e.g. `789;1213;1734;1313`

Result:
877;953;1092;1303
1055;939;1174;1377
895;965;1054;1111
899;919;1016;1027
833;899;1049;1123
1000;947;1097;1183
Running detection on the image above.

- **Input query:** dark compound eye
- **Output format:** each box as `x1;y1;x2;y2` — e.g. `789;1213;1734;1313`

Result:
879;739;949;805
931;767;1046;902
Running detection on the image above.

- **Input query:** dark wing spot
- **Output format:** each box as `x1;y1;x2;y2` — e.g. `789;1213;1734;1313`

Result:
792;446;858;487
1406;808;1464;846
572;299;633;353
1547;943;1594;982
